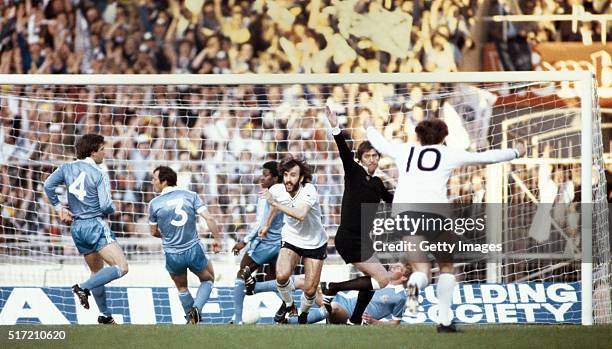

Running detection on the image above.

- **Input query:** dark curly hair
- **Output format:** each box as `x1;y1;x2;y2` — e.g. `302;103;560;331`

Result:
263;161;281;183
415;119;448;146
279;155;312;184
75;134;105;159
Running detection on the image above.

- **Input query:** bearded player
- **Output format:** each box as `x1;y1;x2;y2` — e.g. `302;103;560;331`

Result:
259;156;328;324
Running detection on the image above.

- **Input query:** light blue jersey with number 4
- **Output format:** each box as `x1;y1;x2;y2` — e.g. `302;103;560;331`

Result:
44;157;115;219
148;187;207;253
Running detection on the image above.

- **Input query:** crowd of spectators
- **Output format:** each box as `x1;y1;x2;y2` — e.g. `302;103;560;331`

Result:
489;0;612;45
0;0;477;75
0;0;607;266
0;0;481;258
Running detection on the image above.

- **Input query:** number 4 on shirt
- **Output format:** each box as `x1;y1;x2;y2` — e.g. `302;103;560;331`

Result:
68;172;87;201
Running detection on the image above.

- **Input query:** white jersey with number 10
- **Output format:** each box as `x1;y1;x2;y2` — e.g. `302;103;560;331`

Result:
367;127;518;204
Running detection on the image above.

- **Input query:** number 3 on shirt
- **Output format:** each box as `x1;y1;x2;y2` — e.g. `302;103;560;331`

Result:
406;147;441;172
167;198;188;227
68;172;87;201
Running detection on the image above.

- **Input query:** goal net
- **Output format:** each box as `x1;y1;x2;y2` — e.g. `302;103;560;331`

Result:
0;72;609;325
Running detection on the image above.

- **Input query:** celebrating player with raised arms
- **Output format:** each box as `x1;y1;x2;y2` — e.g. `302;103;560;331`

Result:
320;105;394;325
259;156;328;324
148;166;222;324
44;134;128;324
230;161;284;324
367;119;525;332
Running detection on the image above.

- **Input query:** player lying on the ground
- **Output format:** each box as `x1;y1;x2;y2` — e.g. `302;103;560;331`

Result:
230;161;284;324
44;134;128;325
148;166;222;324
249;262;411;325
259;156;328;324
367;118;525;332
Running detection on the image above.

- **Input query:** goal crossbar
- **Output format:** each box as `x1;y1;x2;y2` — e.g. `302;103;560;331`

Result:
0;71;593;85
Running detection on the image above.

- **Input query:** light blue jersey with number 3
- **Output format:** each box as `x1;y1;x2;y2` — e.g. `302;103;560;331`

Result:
148;187;206;253
43;157;115;219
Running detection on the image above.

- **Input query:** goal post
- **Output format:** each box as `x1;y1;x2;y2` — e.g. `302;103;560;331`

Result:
0;71;608;325
579;72;594;326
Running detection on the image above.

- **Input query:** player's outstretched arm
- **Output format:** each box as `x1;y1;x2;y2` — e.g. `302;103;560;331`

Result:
234;200;268;253
453;142;525;167
43;166;64;208
97;173;116;215
362;313;401;325
258;204;281;238
365;124;400;160
260;188;310;221
199;208;222;253
326;104;358;172
43;165;73;224
273;202;310;221
147;204;161;238
149;224;161;238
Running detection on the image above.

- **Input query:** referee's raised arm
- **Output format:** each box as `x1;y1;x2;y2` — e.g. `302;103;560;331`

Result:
326;105;359;174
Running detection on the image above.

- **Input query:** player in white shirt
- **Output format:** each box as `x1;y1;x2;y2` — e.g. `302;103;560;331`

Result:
367;118;525;332
259;156;328;324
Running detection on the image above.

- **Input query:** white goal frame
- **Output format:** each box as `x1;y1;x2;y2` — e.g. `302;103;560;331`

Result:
0;71;601;325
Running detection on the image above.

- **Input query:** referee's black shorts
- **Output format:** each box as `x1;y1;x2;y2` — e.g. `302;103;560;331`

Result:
334;228;374;264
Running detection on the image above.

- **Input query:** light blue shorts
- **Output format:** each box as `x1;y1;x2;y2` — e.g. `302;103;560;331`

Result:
247;239;280;265
165;241;209;275
333;294;356;319
71;217;116;255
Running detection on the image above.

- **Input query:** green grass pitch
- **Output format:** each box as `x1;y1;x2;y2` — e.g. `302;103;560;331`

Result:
1;324;611;349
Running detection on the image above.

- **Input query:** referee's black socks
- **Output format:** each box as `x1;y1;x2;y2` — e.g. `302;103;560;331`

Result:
350;290;375;324
329;276;375;293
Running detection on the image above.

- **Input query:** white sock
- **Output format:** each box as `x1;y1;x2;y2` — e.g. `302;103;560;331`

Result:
437;273;456;326
408;271;429;290
371;278;381;290
300;292;316;314
276;279;294;306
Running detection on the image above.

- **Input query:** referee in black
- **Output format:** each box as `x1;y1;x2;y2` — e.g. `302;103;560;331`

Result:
321;105;394;325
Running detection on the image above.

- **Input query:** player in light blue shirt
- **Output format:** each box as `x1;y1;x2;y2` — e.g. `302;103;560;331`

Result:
330;263;409;325
149;166;222;324
43;134;128;325
250;262;410;325
230;161;284;324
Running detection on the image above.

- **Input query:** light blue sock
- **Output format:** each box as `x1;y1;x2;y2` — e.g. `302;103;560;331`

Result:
178;291;194;315
255;275;295;294
254;279;278;293
91;286;110;316
287;307;327;324
194;281;213;312
80;266;122;290
233;279;246;323
308;307;328;323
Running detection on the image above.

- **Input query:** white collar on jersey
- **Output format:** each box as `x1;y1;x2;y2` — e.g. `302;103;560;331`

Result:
82;157;98;167
77;157;102;170
161;186;180;195
387;284;405;293
359;162;376;176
